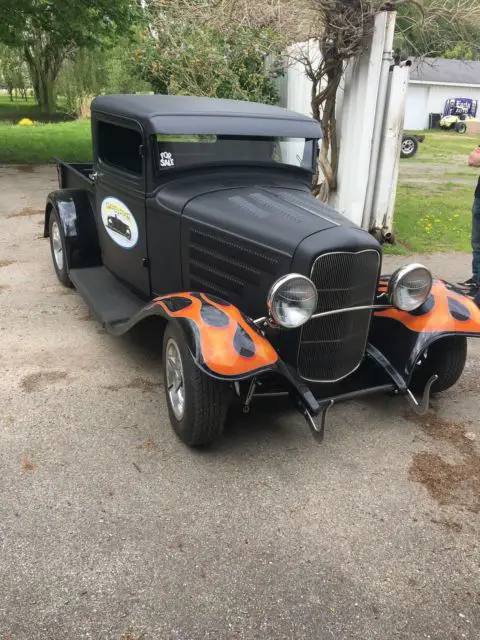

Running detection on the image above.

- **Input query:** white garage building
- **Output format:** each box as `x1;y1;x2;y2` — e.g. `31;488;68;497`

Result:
404;57;480;130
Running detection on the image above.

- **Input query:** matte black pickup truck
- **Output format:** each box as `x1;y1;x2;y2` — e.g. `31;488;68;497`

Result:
45;94;480;447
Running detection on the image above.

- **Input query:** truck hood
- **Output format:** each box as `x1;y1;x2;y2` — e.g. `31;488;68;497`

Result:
157;179;356;257
154;174;380;318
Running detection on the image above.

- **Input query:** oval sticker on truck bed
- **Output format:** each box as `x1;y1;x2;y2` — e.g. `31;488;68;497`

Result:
101;197;139;249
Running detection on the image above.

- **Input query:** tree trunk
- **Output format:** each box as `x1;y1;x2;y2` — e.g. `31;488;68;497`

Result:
31;77;40;104
36;70;56;113
312;56;343;202
24;47;60;114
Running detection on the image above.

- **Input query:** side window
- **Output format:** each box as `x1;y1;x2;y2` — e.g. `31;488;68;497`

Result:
97;121;143;175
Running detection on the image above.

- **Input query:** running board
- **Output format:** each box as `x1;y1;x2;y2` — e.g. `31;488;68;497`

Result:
69;267;146;330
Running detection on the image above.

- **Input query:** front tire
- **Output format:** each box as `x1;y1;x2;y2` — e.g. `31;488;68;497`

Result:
49;208;72;287
410;336;467;394
162;323;231;446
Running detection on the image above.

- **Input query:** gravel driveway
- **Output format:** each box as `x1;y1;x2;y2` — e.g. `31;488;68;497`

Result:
0;165;479;640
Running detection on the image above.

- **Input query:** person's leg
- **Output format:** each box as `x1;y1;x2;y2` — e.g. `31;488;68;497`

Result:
472;197;480;284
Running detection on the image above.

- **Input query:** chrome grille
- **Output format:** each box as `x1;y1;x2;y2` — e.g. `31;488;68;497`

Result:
298;250;380;382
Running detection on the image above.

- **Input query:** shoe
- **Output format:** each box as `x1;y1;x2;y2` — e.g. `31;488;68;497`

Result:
457;277;479;296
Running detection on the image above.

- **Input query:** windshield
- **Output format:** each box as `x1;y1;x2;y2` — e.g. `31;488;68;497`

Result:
156;135;316;172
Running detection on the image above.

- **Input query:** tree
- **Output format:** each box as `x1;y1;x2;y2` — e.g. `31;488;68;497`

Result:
0;45;30;100
103;38;152;95
284;1;379;200
134;1;284;103
56;47;109;118
135;26;281;103
0;0;141;113
443;44;478;60
395;0;480;60
57;39;151;118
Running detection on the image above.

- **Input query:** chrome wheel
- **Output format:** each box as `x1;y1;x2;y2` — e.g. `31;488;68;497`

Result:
165;337;185;420
401;139;415;155
51;221;64;271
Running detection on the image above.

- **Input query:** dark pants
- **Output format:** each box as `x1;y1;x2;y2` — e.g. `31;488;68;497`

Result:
473;197;480;283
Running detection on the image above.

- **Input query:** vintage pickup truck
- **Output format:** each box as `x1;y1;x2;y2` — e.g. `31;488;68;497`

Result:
44;94;480;447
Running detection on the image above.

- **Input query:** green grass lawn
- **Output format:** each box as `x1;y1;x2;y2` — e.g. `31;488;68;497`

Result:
0;95;88;164
0;120;92;164
385;130;479;255
403;127;479;160
387;182;473;255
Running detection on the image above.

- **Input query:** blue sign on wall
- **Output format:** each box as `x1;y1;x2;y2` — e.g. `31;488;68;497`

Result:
443;98;478;117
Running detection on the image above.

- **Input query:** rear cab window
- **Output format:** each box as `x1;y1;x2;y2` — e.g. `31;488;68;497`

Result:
98;120;143;175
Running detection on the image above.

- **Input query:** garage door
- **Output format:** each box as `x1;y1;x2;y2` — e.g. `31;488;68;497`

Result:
404;85;429;130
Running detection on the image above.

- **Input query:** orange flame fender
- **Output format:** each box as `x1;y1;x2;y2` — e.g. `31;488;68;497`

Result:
371;279;480;379
374;280;480;335
153;292;278;380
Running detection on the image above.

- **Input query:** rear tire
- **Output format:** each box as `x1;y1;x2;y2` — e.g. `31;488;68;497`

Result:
49;208;72;288
455;122;467;134
162;322;231;446
410;336;467;394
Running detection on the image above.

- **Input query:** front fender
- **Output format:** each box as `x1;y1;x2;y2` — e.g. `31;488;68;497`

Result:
45;189;101;269
371;279;480;380
153;293;278;380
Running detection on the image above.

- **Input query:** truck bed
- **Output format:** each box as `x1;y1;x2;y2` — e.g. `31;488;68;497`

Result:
57;160;94;191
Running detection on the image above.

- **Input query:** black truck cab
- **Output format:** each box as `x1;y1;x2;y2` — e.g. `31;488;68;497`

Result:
91;96;322;305
45;94;480;448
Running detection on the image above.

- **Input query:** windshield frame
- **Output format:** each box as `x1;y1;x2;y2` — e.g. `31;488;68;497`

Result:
153;134;318;176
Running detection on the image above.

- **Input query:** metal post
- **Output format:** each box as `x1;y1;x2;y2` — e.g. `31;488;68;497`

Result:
362;10;397;230
370;61;412;239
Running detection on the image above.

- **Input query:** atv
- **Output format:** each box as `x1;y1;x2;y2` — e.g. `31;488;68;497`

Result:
439;98;478;134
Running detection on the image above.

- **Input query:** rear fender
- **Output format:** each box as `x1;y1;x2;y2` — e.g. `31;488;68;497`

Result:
151;293;279;381
45;189;101;269
371;279;480;381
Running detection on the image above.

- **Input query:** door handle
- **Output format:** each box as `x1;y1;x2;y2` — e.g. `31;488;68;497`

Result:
89;170;104;182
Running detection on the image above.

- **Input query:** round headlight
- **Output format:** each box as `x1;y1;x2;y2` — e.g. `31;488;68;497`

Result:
388;263;432;311
267;274;318;329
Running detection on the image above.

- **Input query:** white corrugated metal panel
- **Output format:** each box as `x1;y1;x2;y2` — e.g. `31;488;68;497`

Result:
275;41;321;118
331;11;389;226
